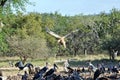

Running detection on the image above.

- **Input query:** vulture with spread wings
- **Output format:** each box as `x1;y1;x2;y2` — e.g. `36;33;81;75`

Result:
46;27;79;48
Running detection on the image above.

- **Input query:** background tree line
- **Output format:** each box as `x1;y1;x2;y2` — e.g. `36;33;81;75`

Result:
0;0;120;61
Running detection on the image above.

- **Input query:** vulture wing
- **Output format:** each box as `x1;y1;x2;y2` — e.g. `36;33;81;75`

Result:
46;27;61;38
64;29;79;38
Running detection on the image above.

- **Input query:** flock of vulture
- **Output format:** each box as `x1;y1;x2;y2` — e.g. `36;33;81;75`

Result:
0;60;120;80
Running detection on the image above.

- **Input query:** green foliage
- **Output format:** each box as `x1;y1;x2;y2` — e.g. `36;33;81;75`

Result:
7;35;49;58
0;0;31;15
0;32;9;54
0;6;120;60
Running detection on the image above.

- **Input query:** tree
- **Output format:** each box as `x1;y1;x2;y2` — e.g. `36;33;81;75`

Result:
0;0;32;55
99;9;120;60
0;0;31;14
7;35;50;63
102;38;120;60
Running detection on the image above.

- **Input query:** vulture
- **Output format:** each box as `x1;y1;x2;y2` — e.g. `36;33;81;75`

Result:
43;63;58;78
88;62;97;72
93;69;101;80
46;27;79;48
33;62;49;80
15;61;33;74
112;66;119;73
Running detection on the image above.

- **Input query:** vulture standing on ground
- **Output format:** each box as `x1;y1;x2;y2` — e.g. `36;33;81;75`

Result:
46;27;79;48
15;61;33;74
112;65;119;73
64;60;70;72
43;63;58;78
93;69;101;80
21;71;28;80
33;62;49;80
88;61;97;72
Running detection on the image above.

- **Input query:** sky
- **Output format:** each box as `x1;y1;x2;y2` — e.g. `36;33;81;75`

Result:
26;0;120;16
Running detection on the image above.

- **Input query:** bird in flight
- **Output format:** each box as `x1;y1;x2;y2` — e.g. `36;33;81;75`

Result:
46;27;79;48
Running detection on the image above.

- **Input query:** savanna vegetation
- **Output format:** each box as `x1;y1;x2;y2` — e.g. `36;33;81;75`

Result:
0;0;120;64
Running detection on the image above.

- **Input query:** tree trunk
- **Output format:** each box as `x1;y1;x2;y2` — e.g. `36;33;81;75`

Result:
108;50;112;60
108;47;115;60
0;0;7;7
